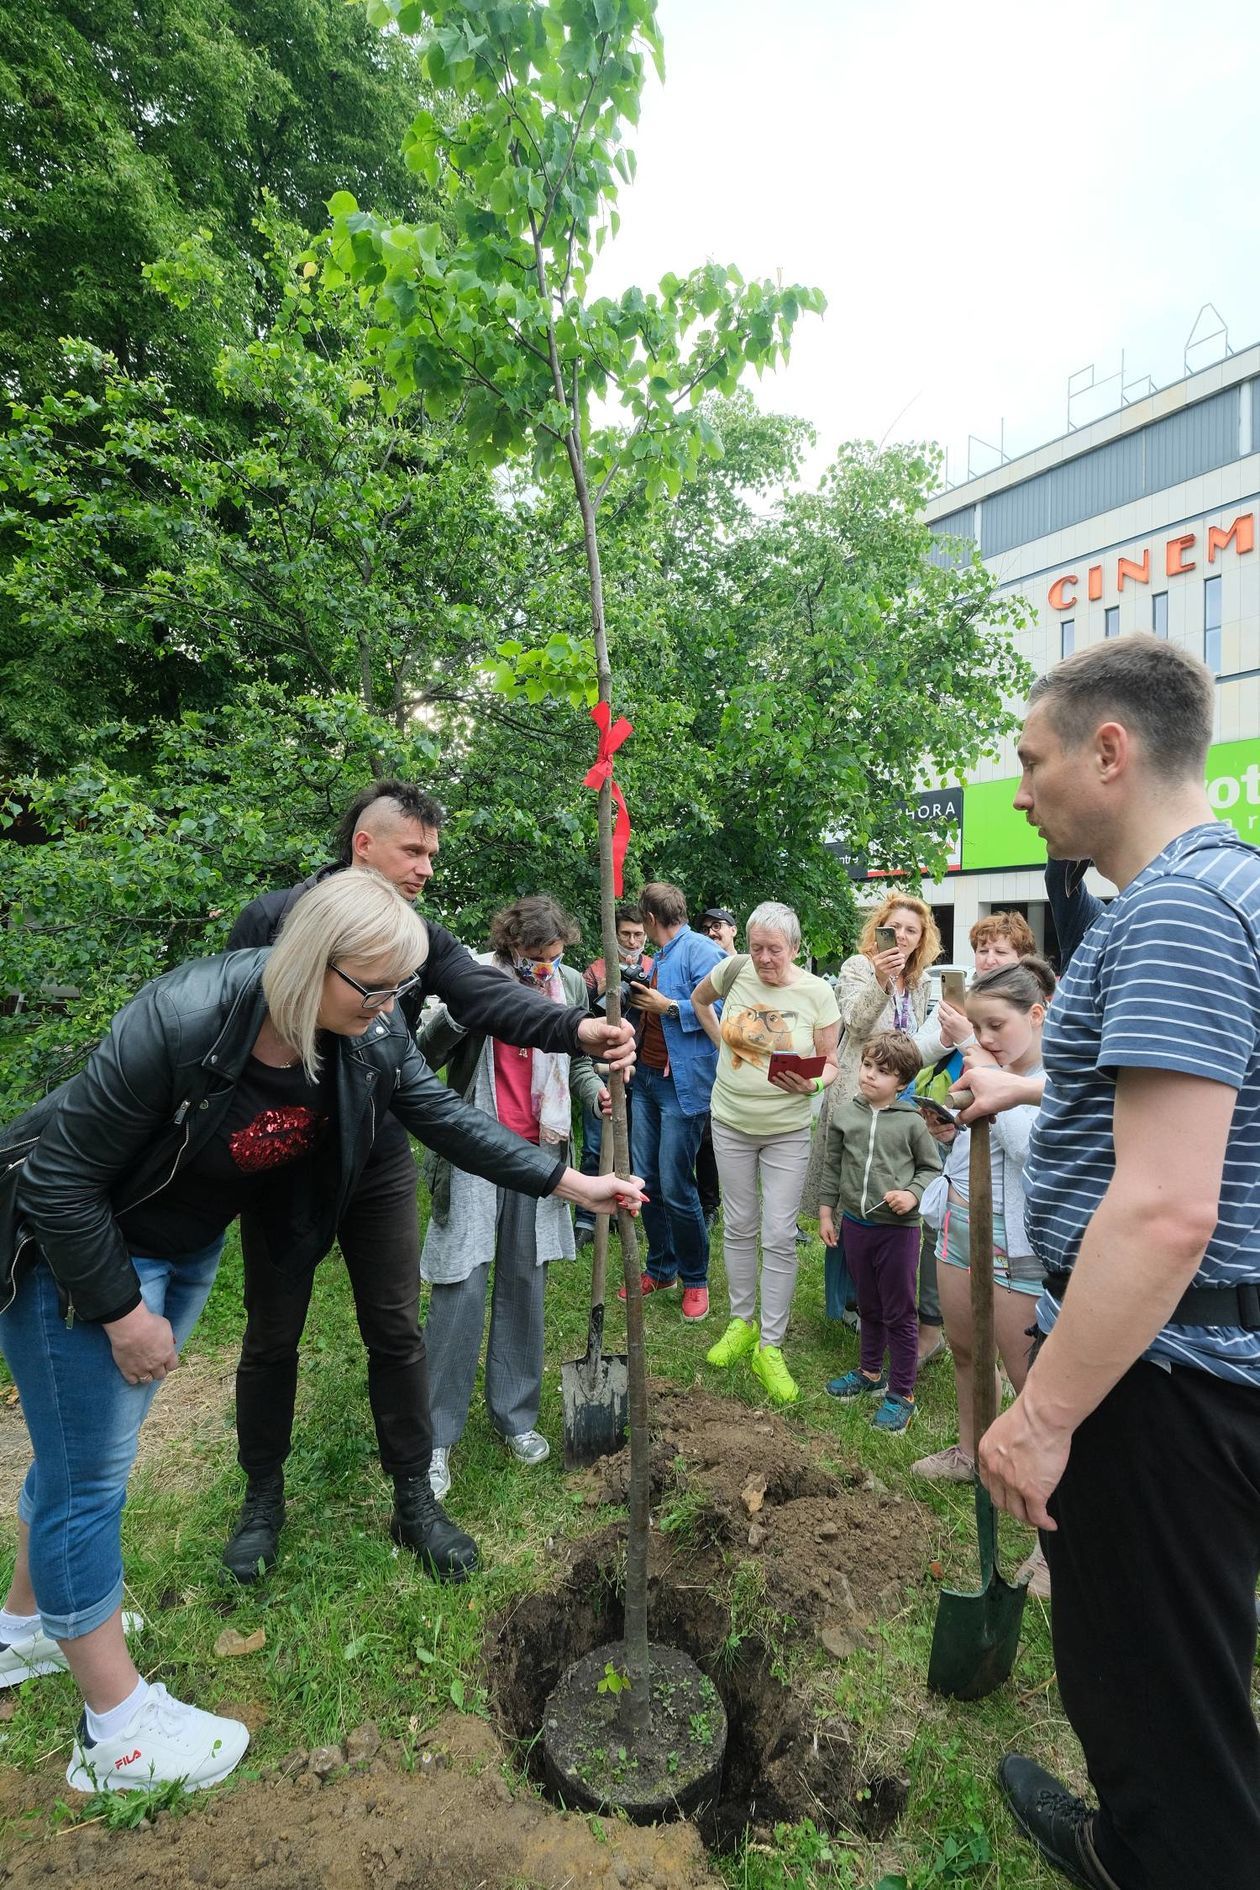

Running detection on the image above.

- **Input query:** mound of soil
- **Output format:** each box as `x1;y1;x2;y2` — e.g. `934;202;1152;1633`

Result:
0;1714;719;1890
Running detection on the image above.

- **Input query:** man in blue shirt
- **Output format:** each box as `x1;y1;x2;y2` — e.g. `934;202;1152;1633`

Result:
622;881;725;1321
972;636;1260;1890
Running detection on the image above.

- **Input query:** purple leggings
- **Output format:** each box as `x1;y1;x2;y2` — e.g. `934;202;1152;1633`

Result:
841;1214;921;1398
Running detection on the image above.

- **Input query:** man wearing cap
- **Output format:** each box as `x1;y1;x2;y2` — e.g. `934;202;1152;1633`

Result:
699;907;738;956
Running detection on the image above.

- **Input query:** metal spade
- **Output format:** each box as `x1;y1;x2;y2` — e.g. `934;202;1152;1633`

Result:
927;1108;1030;1699
562;1131;629;1468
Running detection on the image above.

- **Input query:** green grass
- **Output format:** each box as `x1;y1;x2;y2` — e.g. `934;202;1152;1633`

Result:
0;1215;1102;1886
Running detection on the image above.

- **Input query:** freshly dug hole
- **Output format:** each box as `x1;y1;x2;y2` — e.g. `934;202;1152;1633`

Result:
489;1527;910;1849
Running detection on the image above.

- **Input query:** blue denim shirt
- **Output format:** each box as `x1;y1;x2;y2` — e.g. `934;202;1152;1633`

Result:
635;925;726;1116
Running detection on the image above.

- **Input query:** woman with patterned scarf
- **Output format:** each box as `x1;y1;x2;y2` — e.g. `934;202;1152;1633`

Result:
417;896;607;1501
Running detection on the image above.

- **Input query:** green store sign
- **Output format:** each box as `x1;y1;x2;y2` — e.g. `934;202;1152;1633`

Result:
959;737;1260;873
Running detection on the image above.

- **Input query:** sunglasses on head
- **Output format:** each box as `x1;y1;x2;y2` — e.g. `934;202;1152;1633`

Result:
328;964;423;1011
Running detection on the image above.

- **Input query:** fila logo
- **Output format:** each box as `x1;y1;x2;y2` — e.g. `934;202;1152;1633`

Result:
115;1748;142;1769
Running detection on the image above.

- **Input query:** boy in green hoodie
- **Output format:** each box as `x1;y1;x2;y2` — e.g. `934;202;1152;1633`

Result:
817;1031;942;1431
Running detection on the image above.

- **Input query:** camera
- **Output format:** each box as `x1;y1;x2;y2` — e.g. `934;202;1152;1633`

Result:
619;964;653;1009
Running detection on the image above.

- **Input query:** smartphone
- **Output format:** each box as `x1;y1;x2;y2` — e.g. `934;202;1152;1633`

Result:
874;926;898;952
768;1053;826;1081
941;970;967;1006
913;1096;958;1126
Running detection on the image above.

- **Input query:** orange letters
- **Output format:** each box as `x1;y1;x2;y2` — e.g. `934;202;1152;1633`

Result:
1045;512;1254;609
1208;514;1256;562
1166;534;1197;577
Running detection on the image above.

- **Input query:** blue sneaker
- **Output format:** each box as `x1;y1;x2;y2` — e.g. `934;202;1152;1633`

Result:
825;1370;887;1400
872;1394;916;1433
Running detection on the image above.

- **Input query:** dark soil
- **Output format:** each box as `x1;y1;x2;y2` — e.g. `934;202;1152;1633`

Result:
543;1642;726;1822
488;1382;934;1851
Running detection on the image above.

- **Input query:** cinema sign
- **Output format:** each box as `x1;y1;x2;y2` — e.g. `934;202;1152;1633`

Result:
1047;511;1255;611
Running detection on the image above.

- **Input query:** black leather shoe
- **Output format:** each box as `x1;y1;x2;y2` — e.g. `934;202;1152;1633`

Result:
221;1472;285;1584
390;1477;479;1582
997;1755;1124;1889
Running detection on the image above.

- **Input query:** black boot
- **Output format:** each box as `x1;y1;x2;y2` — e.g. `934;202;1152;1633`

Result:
997;1755;1125;1889
390;1476;479;1582
221;1471;285;1584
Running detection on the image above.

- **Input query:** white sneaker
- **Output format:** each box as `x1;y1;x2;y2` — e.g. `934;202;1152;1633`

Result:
428;1447;451;1501
1;1611;146;1689
66;1682;249;1794
504;1429;550;1465
910;1445;975;1483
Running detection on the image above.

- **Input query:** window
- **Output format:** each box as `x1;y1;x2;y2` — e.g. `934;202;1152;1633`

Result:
1060;618;1075;658
1204;575;1222;674
1151;591;1168;638
1104;606;1120;639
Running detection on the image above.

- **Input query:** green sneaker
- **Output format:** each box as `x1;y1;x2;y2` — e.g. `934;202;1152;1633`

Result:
706;1317;758;1369
750;1344;799;1406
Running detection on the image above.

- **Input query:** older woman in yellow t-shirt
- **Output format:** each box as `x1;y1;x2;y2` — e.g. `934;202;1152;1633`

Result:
690;902;840;1404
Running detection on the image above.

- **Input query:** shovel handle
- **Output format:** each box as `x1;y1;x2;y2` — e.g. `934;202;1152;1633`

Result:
968;1114;998;1439
588;1127;617;1313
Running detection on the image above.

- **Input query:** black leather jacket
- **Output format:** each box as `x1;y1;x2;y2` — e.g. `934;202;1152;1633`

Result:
0;950;564;1324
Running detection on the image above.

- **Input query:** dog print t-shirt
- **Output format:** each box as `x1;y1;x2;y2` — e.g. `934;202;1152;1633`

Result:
709;955;840;1137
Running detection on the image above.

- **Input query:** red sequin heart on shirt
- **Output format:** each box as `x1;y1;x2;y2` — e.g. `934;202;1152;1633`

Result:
228;1107;324;1174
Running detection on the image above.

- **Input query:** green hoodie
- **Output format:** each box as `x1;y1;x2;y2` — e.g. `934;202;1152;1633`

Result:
817;1094;942;1226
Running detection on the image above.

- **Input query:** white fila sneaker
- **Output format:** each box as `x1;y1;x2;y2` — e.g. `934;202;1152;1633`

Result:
65;1682;249;1793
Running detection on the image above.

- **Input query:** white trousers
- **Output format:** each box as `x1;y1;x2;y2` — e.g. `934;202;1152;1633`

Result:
710;1118;812;1348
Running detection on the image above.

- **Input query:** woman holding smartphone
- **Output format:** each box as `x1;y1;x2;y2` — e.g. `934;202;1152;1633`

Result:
690;903;840;1404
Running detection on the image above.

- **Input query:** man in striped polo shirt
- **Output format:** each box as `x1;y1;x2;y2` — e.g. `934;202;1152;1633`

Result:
972;636;1260;1890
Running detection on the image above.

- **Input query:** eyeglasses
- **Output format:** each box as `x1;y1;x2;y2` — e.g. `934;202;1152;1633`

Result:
328;964;423;1012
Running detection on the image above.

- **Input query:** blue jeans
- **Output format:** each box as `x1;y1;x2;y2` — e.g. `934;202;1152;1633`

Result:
575;1094;634;1232
630;1067;709;1286
0;1240;225;1640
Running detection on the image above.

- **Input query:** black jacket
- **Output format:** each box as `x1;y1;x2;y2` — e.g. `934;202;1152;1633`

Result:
229;867;591;1054
1045;858;1103;972
1;950;564;1325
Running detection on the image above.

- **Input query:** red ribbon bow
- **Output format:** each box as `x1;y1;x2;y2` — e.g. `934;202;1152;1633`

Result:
583;700;633;896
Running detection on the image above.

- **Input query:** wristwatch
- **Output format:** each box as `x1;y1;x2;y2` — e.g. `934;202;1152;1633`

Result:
665;1001;680;1020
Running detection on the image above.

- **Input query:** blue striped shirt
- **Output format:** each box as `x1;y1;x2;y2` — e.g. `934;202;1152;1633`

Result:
1026;821;1260;1384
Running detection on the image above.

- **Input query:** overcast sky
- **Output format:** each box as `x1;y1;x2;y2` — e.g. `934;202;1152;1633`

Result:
595;0;1260;489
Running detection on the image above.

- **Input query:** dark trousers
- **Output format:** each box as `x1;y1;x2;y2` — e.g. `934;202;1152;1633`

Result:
235;1118;431;1481
841;1214;920;1398
1043;1358;1260;1889
694;1112;721;1219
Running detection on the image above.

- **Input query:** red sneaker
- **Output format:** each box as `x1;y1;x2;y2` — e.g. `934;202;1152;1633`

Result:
681;1287;710;1322
617;1272;676;1303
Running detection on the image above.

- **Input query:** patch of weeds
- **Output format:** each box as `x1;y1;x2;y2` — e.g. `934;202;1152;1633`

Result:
717;1816;862;1890
688;1709;714;1746
657;1457;708;1543
52;1774;192;1833
715;1557;796;1678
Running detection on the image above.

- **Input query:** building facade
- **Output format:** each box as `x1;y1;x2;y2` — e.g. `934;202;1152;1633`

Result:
906;343;1260;966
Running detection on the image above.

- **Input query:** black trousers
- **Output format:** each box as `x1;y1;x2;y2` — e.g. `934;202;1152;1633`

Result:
1042;1357;1260;1889
235;1117;430;1481
695;1111;721;1219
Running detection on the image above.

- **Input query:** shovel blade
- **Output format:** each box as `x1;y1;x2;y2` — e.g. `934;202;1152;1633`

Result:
927;1481;1029;1700
561;1311;629;1469
927;1577;1029;1700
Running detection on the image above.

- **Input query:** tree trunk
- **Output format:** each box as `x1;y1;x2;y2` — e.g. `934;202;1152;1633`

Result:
566;422;651;1737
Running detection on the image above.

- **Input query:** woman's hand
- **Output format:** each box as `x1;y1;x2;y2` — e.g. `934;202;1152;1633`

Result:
872;946;905;991
935;999;972;1048
556;1167;647;1216
817;1206;837;1247
104;1303;180;1386
768;1067;819;1095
